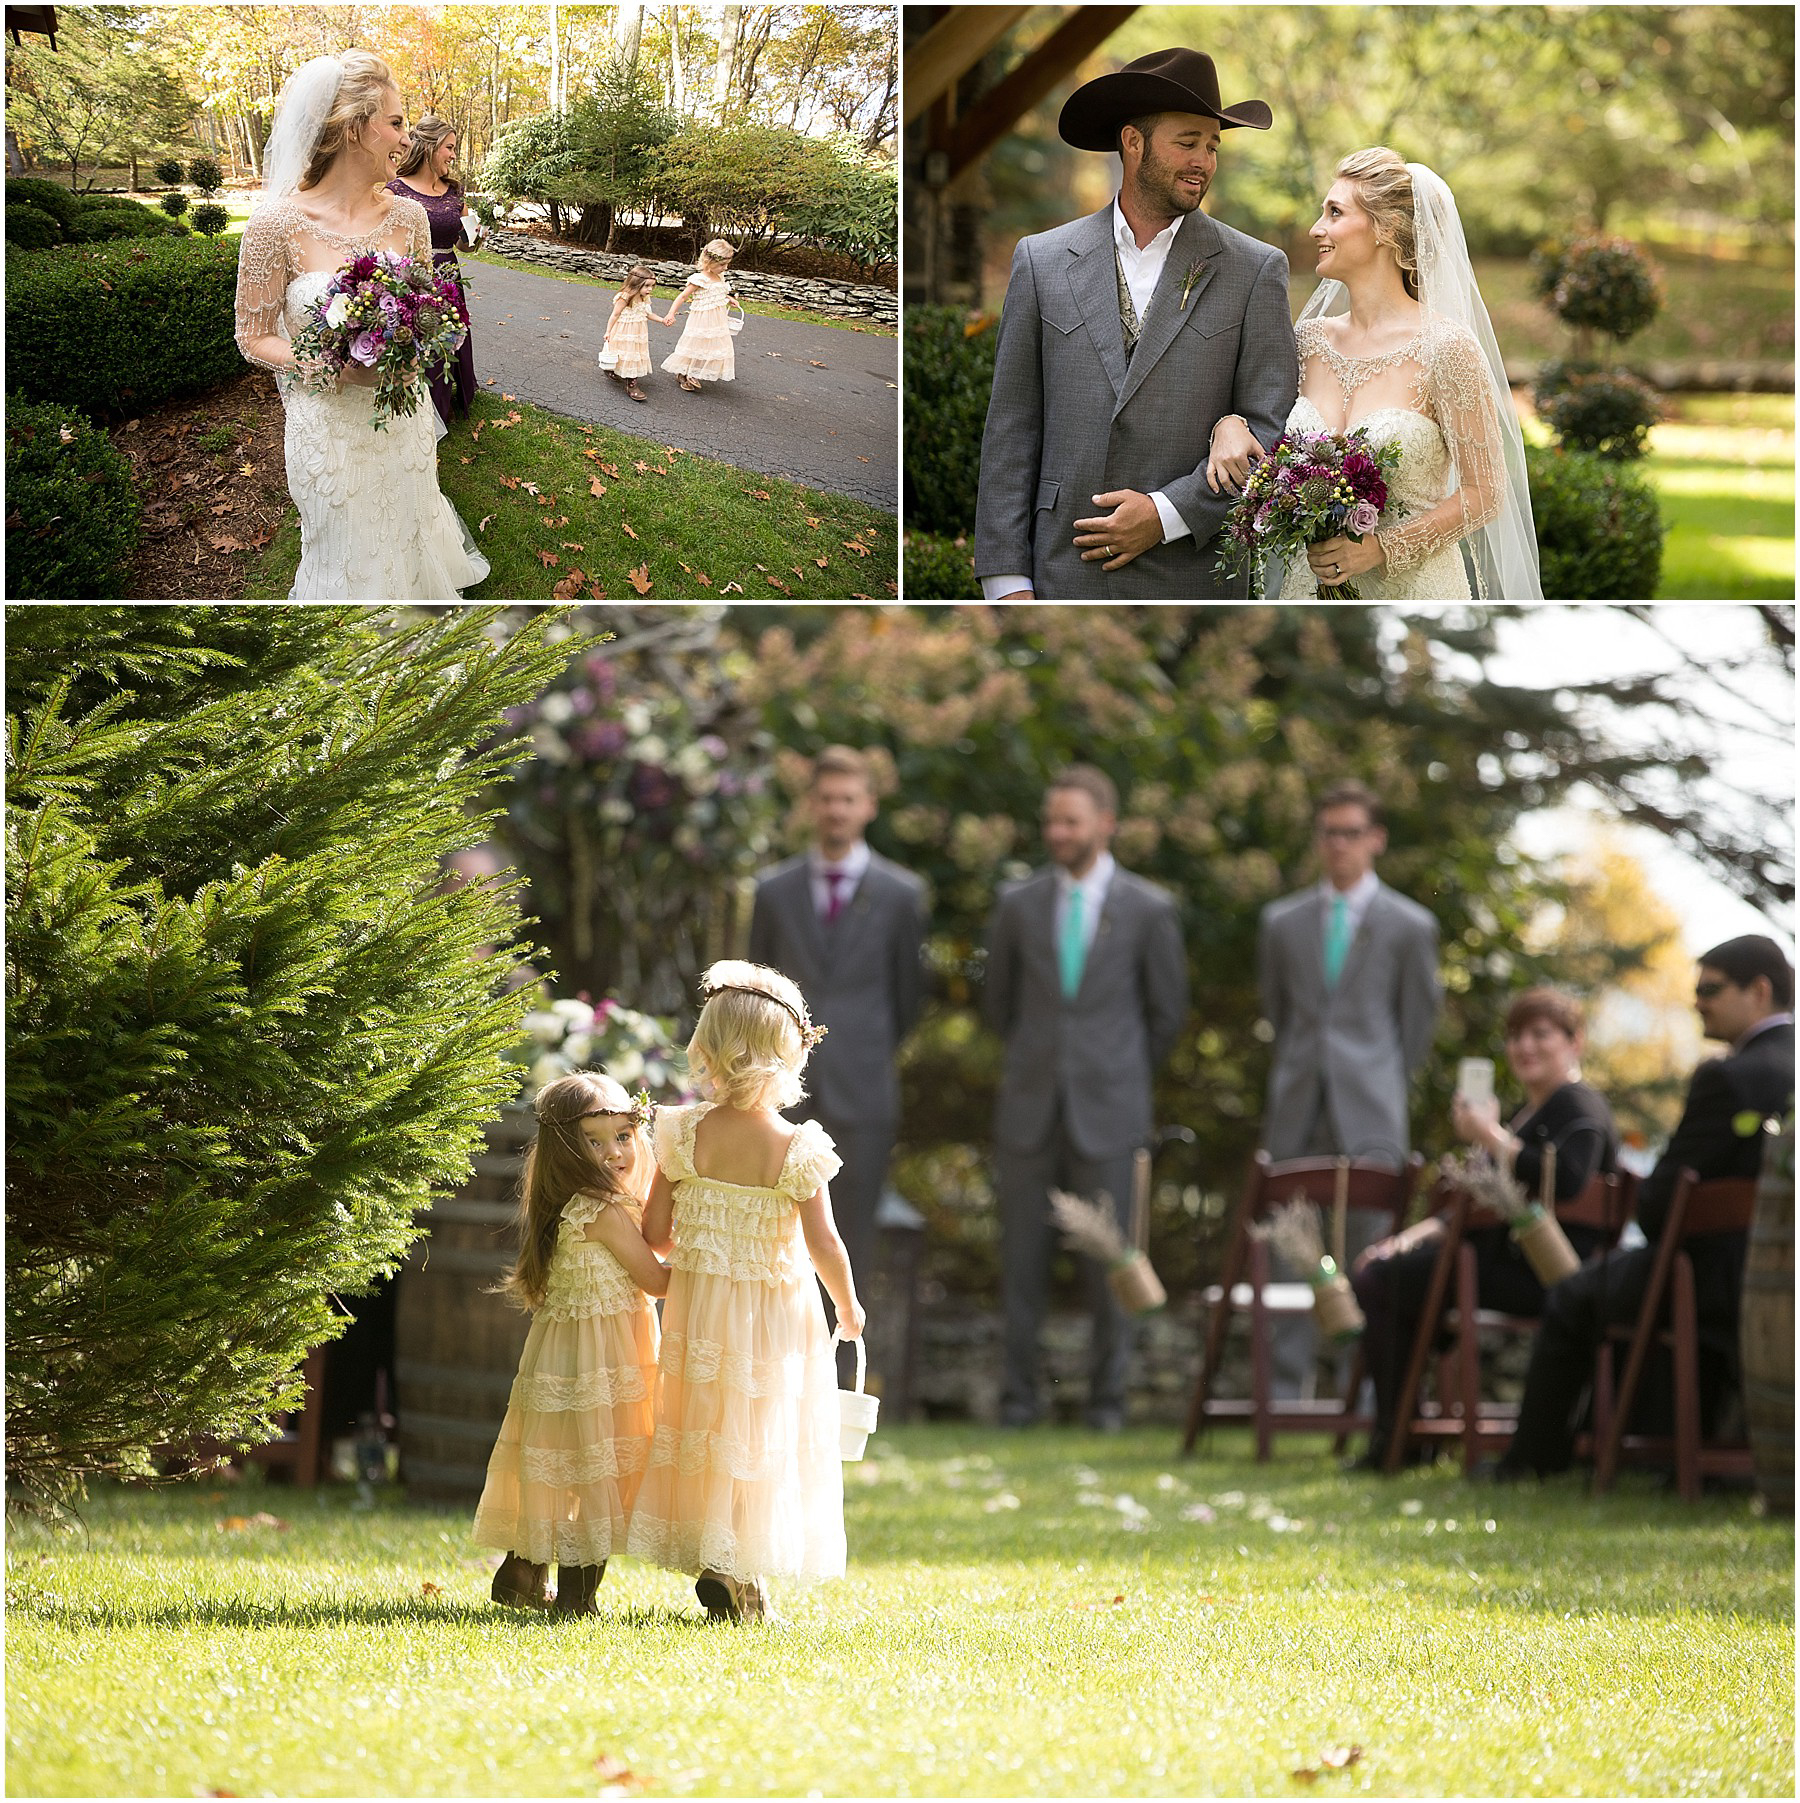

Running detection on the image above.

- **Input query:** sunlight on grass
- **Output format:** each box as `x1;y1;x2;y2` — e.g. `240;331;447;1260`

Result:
6;1426;1790;1797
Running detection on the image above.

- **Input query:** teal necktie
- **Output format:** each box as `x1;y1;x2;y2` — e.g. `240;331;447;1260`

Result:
1059;886;1087;999
1324;893;1351;987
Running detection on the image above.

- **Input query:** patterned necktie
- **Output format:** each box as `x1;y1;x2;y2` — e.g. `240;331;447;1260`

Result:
1324;893;1352;986
823;870;847;924
1060;886;1087;999
1114;251;1142;361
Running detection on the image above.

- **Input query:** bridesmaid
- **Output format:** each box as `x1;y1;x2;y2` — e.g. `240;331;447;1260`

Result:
387;113;477;425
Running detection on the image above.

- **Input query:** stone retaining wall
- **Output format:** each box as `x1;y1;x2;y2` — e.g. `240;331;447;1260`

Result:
479;227;898;324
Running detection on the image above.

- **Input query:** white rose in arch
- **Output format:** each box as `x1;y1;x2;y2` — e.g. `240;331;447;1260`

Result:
521;1010;564;1044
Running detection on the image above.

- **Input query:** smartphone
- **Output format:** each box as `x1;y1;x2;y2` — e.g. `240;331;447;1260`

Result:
1456;1056;1495;1108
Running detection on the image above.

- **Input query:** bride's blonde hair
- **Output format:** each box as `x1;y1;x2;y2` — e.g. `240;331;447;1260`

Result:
298;50;399;193
1337;147;1420;301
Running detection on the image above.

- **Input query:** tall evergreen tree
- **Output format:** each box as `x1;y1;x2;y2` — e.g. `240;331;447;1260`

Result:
5;606;577;1509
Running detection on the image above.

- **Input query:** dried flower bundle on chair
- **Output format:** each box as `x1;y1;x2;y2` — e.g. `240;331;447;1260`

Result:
1437;1148;1580;1285
1050;1182;1166;1315
1251;1197;1364;1341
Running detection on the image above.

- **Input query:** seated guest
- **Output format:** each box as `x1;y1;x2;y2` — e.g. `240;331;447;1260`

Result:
1351;987;1619;1471
1490;935;1794;1481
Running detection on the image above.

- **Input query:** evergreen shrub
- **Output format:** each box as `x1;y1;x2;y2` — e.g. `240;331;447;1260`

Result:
187;155;223;197
4;396;142;598
1533;235;1663;341
63;200;186;243
159;190;189;218
1536;369;1662;460
5;606;578;1509
153;157;186;188
1527;444;1664;598
6;203;61;250
6;235;243;418
6;177;79;229
190;201;230;239
902;305;996;537
902;530;981;600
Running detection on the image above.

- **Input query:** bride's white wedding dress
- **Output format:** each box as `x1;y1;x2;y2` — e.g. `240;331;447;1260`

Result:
1276;313;1508;601
235;195;489;600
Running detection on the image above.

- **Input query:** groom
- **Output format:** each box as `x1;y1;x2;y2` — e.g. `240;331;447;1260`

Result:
974;49;1297;600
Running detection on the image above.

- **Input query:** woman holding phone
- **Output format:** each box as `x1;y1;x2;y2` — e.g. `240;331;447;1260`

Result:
1347;987;1620;1472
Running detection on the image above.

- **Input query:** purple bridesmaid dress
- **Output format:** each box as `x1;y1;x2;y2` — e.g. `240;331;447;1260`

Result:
387;178;478;425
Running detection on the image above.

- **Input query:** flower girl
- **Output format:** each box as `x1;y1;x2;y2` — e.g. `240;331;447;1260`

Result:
626;961;865;1622
601;266;657;403
474;1071;666;1615
658;239;738;394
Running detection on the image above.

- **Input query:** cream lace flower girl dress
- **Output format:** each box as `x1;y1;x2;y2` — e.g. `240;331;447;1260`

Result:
662;270;736;384
626;1103;846;1583
472;1190;659;1567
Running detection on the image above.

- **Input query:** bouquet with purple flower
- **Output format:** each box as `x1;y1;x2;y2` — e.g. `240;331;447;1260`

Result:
289;251;469;429
1216;427;1401;598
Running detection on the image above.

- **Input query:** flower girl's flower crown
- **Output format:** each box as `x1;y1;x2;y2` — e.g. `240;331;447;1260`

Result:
699;975;828;1050
541;1085;654;1130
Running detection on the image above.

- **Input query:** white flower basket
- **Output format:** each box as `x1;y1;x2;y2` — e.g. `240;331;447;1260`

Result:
727;301;745;336
598;345;619;371
831;1329;878;1461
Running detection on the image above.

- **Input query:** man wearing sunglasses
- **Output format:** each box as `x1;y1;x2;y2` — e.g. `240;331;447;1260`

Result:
1491;933;1794;1481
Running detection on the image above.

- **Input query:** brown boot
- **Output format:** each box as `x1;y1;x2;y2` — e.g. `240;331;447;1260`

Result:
695;1569;743;1622
490;1553;550;1610
553;1562;605;1616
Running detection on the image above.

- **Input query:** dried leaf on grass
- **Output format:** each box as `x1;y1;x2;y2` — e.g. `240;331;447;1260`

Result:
216;1512;288;1533
553;570;589;600
589;477;608;498
628;563;653;595
594;1752;650;1796
1071;1593;1127;1609
621;522;639;540
1292;1746;1363;1782
420;1581;443;1598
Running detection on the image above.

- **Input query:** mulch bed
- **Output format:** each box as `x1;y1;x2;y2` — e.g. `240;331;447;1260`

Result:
108;371;292;600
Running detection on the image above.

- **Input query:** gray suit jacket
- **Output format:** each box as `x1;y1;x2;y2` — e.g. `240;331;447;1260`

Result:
1257;880;1443;1164
974;203;1296;600
984;866;1189;1160
747;851;927;1126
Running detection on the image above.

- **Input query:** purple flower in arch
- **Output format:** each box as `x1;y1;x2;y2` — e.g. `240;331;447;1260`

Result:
698;734;729;760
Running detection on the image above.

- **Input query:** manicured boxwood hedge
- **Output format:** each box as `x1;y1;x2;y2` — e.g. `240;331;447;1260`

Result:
6;235;244;419
903;304;997;539
1525;443;1664;599
6;177;81;229
4;394;142;597
7;203;61;250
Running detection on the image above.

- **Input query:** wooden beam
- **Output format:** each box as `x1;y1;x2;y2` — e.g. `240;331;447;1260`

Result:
946;5;1138;181
903;4;1033;127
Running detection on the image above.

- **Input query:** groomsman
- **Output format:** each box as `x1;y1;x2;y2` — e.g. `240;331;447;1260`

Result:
1256;780;1442;1397
984;766;1189;1428
749;747;927;1336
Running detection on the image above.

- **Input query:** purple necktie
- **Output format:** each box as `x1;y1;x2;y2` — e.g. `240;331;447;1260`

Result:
824;870;847;923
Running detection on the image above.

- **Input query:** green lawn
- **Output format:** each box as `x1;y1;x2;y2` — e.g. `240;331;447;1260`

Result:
247;388;896;602
7;1427;1790;1796
1642;393;1796;599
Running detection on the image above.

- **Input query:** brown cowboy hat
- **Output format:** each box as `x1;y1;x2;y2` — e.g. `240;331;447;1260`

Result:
1058;48;1272;150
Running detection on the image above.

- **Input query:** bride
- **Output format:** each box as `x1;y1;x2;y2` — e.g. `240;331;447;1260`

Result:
1208;148;1541;600
234;50;489;599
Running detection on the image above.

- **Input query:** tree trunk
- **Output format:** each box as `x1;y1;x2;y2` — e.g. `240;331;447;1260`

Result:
550;0;562;114
712;3;739;120
668;4;687;112
614;0;644;70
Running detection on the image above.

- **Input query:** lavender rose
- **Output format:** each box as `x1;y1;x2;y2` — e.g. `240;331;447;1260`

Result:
348;329;383;366
1349;500;1381;536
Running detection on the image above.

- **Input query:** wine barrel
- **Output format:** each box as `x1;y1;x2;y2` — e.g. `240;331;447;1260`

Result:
1740;1119;1794;1513
396;1106;533;1503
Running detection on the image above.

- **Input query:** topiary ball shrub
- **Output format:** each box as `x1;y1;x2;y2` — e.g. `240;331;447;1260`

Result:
6;235;244;418
6;203;62;250
902;529;981;600
6;178;79;230
190;201;230;239
1527;443;1664;598
153;156;186;188
1537;369;1662;460
1536;235;1663;342
903;305;997;539
187;154;223;198
4;395;142;597
159;190;189;219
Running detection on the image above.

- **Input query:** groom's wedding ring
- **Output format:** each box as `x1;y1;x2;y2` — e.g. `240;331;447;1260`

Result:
1106;544;1116;558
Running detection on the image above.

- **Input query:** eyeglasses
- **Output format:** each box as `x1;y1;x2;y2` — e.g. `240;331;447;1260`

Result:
1315;825;1370;842
1694;980;1730;1000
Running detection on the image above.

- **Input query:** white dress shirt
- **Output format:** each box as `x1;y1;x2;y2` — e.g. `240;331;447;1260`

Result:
809;838;871;919
1055;850;1116;961
977;201;1193;601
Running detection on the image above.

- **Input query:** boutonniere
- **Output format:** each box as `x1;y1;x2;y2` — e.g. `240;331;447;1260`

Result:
1178;260;1207;311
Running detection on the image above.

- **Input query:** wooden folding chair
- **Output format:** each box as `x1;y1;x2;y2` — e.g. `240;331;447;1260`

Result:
241;1345;329;1486
1386;1171;1635;1474
1594;1170;1758;1500
1182;1152;1424;1461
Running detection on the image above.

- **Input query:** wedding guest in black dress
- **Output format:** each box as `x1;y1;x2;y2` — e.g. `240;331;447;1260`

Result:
1349;987;1620;1470
388;114;477;425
